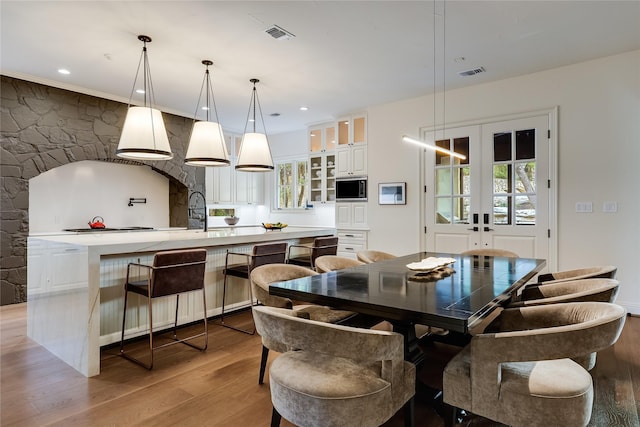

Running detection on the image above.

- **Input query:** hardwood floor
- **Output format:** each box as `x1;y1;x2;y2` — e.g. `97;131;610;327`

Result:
1;303;638;426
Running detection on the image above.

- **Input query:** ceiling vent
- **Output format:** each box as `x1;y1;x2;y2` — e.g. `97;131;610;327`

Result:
458;66;486;77
265;25;295;40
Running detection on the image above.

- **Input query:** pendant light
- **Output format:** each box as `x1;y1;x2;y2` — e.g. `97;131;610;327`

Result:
235;78;274;172
116;35;172;160
184;60;230;167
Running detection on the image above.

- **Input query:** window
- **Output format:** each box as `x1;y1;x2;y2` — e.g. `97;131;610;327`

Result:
492;129;536;225
275;159;309;209
434;137;471;224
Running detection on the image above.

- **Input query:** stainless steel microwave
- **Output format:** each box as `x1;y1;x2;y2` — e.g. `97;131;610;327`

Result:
335;177;367;201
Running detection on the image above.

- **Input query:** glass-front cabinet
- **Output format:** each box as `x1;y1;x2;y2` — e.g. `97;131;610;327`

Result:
309;152;336;204
308;122;337;204
309;123;337;153
337;114;366;147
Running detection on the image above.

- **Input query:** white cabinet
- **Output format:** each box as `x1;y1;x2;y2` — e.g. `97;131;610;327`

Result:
309;152;336;204
205;165;233;204
309;122;337;153
235;171;264;205
336;145;367;177
204;133;265;205
335;114;367;177
335;202;368;229
336;229;368;259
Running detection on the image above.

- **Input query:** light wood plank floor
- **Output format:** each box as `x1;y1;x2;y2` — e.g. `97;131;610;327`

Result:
1;303;638;426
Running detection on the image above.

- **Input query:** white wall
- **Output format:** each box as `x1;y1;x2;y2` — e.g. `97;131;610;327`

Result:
366;50;640;313
29;160;169;232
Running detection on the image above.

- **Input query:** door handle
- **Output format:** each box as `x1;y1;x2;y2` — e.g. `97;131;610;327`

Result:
467;227;479;232
484;226;494;232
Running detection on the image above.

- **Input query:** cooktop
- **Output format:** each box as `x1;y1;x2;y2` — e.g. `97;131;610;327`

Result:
63;227;155;232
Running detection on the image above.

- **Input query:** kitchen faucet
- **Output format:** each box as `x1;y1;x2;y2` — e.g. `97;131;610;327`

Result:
188;191;208;232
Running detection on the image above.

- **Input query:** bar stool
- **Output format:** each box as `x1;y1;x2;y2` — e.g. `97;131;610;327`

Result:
221;242;288;334
287;236;338;270
120;248;208;370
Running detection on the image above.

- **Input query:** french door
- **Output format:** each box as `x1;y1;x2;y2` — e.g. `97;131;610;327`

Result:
423;111;555;262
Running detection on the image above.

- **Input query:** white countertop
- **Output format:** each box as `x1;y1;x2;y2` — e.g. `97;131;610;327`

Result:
28;226;336;256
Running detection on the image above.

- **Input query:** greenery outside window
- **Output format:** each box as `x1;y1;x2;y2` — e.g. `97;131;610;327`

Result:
276;159;309;209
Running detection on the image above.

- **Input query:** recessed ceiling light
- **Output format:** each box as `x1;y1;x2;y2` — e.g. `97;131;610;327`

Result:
201;106;210;111
58;68;70;75
136;89;145;94
299;106;308;111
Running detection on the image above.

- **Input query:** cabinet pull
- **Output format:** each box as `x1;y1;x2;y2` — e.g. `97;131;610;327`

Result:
345;247;354;251
345;234;355;237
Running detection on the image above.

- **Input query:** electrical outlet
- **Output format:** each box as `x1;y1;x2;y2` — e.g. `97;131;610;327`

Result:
575;202;593;213
603;201;618;213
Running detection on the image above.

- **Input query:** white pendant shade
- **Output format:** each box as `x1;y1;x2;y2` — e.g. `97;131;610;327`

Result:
185;121;230;166
116;106;172;160
235;132;274;171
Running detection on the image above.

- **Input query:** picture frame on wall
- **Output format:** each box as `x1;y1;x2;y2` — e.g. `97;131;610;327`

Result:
378;182;406;205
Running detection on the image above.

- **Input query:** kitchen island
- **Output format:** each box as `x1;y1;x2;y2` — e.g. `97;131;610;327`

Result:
27;226;335;377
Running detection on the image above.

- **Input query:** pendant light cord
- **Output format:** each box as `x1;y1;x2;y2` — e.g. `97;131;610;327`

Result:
432;0;447;144
242;79;267;137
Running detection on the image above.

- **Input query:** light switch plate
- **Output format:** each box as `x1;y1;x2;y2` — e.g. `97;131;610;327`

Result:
603;201;618;213
575;202;593;213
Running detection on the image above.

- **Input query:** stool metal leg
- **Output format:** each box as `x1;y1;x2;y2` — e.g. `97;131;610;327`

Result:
219;253;255;335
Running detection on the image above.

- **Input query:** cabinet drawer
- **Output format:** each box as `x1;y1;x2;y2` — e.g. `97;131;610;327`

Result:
337;230;367;241
338;242;367;255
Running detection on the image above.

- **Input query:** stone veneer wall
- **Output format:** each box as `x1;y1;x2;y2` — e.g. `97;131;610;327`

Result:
0;76;205;305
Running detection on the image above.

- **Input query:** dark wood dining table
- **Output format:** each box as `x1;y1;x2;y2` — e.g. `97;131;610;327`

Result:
269;252;546;360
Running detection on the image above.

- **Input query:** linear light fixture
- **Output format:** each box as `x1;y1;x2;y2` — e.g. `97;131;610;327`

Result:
402;135;466;160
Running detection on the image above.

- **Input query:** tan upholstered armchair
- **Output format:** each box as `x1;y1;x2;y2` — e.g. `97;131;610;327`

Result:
250;263;355;384
252;305;416;427
443;302;626;427
500;278;620;370
356;250;396;264
512;278;619;307
534;265;617;284
314;255;364;273
461;248;519;257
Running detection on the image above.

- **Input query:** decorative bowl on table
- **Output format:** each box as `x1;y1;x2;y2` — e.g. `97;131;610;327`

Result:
262;222;288;230
224;216;240;225
406;257;456;272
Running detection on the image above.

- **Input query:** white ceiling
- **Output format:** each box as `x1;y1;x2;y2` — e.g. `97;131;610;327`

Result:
2;1;639;135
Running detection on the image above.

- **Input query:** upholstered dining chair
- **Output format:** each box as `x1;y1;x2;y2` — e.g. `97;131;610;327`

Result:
250;263;356;384
120;248;208;369
512;278;620;307
443;302;626;427
252;305;416;427
356;250;396;264
314;255;364;273
461;248;519;257
499;278;620;370
534;265;617;284
220;242;288;334
287;236;339;270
